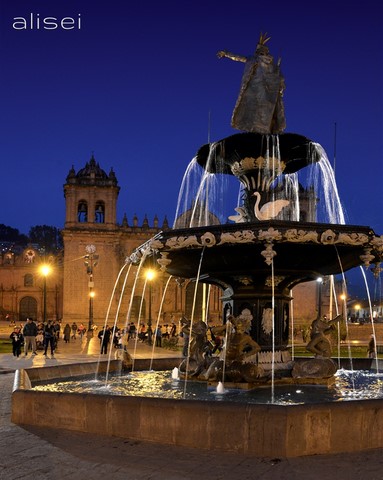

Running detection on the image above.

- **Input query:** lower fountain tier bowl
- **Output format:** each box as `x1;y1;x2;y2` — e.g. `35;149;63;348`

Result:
12;358;383;458
145;220;379;291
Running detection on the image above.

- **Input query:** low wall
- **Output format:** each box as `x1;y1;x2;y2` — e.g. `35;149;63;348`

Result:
11;358;383;458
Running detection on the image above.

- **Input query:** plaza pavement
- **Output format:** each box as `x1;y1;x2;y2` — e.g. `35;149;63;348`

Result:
1;324;383;479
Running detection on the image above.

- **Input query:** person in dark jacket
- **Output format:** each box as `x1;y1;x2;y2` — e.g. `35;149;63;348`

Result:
43;321;56;358
63;323;71;343
98;325;112;354
10;326;24;357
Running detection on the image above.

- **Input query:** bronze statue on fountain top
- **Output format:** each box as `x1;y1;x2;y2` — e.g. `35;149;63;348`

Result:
217;32;286;135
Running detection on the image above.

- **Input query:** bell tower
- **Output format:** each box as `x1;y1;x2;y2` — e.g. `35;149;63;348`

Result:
64;155;120;230
62;155;121;326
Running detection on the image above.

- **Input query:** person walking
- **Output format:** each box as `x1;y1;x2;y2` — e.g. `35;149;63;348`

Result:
71;322;78;340
22;317;38;357
155;325;162;347
53;320;61;343
128;323;136;340
98;325;112;354
9;326;24;358
77;323;86;340
170;321;177;337
43;320;56;358
63;323;71;343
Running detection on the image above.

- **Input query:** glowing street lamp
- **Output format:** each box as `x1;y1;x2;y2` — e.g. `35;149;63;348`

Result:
89;290;95;334
146;269;155;282
39;264;52;323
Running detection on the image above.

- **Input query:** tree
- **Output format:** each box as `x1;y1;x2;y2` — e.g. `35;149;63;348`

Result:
0;224;29;245
28;225;63;253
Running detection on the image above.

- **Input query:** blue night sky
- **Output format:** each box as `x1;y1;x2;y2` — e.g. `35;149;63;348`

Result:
0;0;382;294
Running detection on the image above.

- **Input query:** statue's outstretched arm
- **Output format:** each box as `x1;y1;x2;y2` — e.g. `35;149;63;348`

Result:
217;50;247;63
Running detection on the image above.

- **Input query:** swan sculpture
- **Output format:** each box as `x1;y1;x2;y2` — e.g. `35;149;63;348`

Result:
253;191;290;221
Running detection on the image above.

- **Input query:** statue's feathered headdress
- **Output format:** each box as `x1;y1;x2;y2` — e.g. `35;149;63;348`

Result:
256;32;271;55
258;32;271;45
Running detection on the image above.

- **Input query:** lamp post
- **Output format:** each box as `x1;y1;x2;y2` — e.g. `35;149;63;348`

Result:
84;245;99;337
40;264;52;323
146;268;155;346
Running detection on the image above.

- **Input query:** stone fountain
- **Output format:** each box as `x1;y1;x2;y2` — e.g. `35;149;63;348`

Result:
134;34;383;383
12;34;383;458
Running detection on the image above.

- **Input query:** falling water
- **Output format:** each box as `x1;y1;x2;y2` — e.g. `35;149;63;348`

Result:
220;316;231;387
329;275;342;369
149;275;173;370
281;173;300;221
360;266;379;372
335;247;356;390
173;157;200;228
130;279;148;371
105;262;133;383
290;289;295;360
307;143;346;224
270;259;275;404
183;247;206;399
174;138;346;228
123;247;152;371
95;260;131;380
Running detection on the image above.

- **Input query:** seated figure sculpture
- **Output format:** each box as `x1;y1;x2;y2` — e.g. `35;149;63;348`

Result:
212;315;261;363
178;317;210;376
306;314;342;357
204;314;264;383
292;314;342;379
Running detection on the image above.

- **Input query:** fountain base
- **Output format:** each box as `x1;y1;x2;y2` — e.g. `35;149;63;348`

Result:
12;358;383;458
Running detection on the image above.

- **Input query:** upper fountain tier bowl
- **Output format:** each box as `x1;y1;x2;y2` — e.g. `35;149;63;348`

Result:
196;132;321;175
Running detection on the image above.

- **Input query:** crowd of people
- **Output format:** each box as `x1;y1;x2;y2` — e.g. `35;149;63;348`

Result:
8;318;88;358
96;321;180;354
5;317;268;360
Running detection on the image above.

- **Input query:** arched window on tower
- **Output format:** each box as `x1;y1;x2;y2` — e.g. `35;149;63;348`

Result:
95;201;105;223
77;201;88;222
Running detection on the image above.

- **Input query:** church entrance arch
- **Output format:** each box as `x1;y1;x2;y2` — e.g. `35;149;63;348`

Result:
19;296;38;322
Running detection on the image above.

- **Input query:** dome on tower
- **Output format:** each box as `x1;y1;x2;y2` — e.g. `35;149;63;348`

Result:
65;155;119;187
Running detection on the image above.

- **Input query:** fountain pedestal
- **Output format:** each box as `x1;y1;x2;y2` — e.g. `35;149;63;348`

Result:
221;283;291;350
